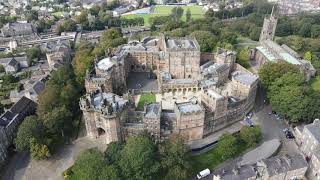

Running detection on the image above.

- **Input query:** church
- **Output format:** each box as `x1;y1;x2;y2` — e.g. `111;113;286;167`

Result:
251;7;316;81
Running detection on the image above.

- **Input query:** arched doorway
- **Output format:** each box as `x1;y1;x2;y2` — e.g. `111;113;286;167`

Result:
97;128;106;136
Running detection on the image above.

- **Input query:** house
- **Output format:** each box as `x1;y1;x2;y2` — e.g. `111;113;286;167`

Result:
43;40;71;70
300;119;320;179
0;96;37;167
256;153;308;180
301;119;320;156
10;74;48;103
212;165;257;180
0;56;30;74
1;22;34;37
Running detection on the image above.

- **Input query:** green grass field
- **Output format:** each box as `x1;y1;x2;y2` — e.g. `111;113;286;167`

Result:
122;5;205;26
311;76;320;92
137;93;156;110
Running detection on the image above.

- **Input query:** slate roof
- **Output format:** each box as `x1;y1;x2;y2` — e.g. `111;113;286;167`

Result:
260;153;308;177
10;96;37;114
0;111;17;127
145;103;161;119
304;119;320;144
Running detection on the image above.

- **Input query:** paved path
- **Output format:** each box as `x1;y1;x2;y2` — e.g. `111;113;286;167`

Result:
1;136;105;180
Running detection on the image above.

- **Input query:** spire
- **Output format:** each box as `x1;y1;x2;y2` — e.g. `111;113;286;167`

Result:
271;5;275;17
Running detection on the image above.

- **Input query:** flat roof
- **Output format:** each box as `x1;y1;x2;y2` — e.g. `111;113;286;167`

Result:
207;89;224;99
177;102;202;114
97;58;114;71
232;71;258;86
256;46;277;62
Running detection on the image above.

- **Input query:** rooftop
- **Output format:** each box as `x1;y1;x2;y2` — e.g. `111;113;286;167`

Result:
96;57;114;71
304;119;320;143
0;111;18;127
260;153;308;177
145;103;161;119
166;38;198;50
176;101;202;114
91;92;128;110
207;89;224;100
258;40;302;65
232;71;258;86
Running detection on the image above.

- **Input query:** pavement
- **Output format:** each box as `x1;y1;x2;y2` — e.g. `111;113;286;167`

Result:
1;134;106;180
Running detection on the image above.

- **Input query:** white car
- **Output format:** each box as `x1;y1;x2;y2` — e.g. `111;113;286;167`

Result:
197;168;210;179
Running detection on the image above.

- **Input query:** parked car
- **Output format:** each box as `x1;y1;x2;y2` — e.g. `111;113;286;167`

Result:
197;169;210;179
283;129;295;139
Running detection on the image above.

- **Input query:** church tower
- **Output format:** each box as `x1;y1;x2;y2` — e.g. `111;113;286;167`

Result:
259;6;278;42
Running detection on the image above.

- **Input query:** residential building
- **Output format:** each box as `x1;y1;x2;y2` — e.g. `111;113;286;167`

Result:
1;22;34;37
0;96;37;167
0;56;30;74
301;119;320;156
257;153;308;180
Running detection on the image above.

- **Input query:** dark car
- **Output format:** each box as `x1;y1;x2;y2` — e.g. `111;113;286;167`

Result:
285;130;295;139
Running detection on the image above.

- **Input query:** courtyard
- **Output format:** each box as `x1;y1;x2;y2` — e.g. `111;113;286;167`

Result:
127;72;158;92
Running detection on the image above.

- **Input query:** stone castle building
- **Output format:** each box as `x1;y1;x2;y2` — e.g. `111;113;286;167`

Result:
80;35;259;145
252;8;316;81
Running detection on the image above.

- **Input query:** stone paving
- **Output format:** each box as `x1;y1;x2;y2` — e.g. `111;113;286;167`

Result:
2;134;105;180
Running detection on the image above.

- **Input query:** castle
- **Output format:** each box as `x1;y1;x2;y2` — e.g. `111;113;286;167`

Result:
80;34;259;145
252;7;316;80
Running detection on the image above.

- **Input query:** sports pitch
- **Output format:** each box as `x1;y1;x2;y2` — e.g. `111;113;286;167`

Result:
122;5;205;26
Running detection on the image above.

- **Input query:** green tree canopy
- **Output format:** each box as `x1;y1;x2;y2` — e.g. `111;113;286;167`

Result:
159;135;190;180
258;61;300;88
190;31;218;52
15;116;45;152
119;136;160;180
236;48;250;68
72;148;107;180
304;51;313;62
215;133;238;160
240;126;262;147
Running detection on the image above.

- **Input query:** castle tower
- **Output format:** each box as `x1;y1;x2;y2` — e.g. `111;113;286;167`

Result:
259;6;278;42
79;91;128;144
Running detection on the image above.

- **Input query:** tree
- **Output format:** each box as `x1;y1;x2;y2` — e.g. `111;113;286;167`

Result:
258;61;300;88
269;85;308;123
240;126;262;147
104;141;123;165
159;135;190;180
98;165;120;180
215;133;238;160
15;116;45;152
190;31;218;52
0;64;4;72
237;48;250;68
304;51;313;62
119;136;160;180
72;148;106;180
29;138;50;160
100;28;126;49
73;49;94;85
311;24;320;38
299;23;312;37
26;46;42;61
186;9;191;22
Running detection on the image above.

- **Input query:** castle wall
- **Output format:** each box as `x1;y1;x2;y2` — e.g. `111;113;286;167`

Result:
166;51;201;79
174;109;205;141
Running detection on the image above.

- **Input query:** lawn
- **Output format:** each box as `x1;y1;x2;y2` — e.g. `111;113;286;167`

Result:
189;136;249;176
137;93;156;110
311;75;320;92
122;5;205;26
